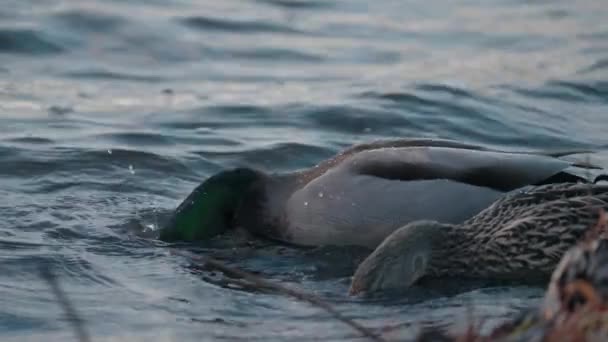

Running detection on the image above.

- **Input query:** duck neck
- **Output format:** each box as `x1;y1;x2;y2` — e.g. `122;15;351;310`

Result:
232;172;300;240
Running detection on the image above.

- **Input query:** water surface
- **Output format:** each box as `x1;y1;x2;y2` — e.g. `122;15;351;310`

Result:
2;0;608;340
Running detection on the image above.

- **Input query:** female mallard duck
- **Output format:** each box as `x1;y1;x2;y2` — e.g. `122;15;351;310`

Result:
159;138;603;249
349;183;608;295
542;216;608;318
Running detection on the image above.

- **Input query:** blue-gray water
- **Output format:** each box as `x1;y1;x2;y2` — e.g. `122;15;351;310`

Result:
2;0;608;341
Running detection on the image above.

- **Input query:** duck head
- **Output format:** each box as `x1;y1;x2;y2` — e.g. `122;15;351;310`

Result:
159;167;263;243
349;220;452;295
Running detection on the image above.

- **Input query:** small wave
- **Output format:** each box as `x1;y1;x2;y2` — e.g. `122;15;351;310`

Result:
415;83;476;99
362;91;437;107
358;89;545;147
0;312;52;333
551;80;608;102
52;10;126;33
256;0;332;10
47;105;73;116
303;105;413;135
578;30;608;41
0;147;192;179
160;39;322;63
508;80;608;103
63;69;165;82
191;317;248;328
0;29;64;55
203;104;270;116
154;105;284;131
39;253;119;287
86;148;192;175
192;142;332;171
0;239;46;251
94;132;176;147
0;144;25;160
178;16;302;35
25;179;121;194
579;58;608;73
228;47;323;63
44;227;89;241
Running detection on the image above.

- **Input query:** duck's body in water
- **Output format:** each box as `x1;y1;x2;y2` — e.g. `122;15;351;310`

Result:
159;138;604;249
349;183;608;295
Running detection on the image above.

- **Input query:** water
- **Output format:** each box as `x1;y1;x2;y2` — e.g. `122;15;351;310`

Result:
1;0;608;340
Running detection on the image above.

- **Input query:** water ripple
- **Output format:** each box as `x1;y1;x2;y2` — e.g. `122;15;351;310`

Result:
192;142;332;171
304;105;413;135
0;29;64;55
256;0;332;10
179;16;303;35
94;132;176;147
549;80;608;102
0;239;46;251
52;10;126;33
1;0;608;340
227;47;323;63
580;58;608;73
0;147;192;179
5;137;54;145
63;69;166;82
415;83;477;99
508;80;608;103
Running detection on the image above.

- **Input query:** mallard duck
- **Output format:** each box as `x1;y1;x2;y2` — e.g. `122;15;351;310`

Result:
349;183;608;295
542;217;608;318
413;231;608;341
159;138;603;249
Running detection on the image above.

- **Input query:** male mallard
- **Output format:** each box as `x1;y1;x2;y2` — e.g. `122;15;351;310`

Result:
159;138;603;249
349;183;608;295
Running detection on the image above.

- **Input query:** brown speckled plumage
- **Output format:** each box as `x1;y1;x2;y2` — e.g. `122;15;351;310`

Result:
350;183;608;294
430;183;608;279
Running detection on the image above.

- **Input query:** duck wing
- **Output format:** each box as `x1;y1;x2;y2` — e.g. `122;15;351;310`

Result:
340;146;600;192
306;138;600;184
339;138;596;158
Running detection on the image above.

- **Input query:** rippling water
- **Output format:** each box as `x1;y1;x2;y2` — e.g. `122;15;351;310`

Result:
2;0;608;341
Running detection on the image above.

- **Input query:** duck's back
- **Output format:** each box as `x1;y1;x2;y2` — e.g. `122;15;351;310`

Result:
284;169;504;248
466;183;608;232
466;183;608;277
258;141;605;249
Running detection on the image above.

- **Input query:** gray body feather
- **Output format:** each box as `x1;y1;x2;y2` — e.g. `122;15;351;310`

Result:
240;140;603;248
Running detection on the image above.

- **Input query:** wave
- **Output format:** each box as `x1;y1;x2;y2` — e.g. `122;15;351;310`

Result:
178;16;302;35
0;29;64;55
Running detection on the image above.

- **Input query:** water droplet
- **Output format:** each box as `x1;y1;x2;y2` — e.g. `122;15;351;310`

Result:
107;149;112;155
129;165;135;174
318;192;324;198
304;201;308;206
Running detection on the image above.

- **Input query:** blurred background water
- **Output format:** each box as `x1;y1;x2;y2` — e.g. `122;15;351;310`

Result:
1;0;608;341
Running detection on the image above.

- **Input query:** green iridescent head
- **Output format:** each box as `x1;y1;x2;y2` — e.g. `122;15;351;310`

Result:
159;168;261;243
